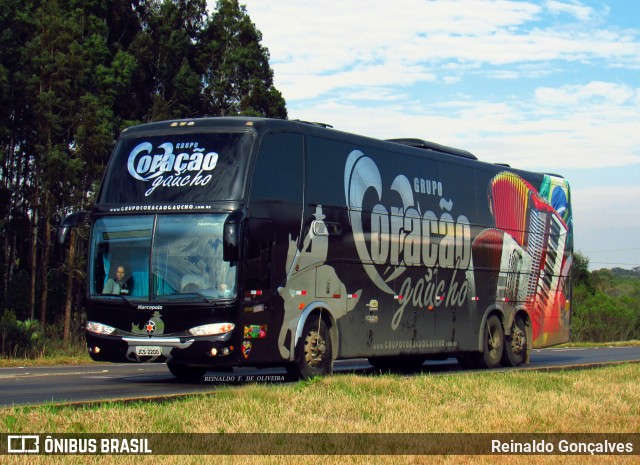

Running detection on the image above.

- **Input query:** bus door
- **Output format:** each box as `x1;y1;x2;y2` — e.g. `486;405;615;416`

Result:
245;131;304;362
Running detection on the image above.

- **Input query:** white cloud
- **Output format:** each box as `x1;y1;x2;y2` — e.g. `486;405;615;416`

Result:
287;84;640;171
204;0;640;268
535;81;636;106
239;1;548;97
234;0;640;101
545;0;595;21
206;1;640;170
274;62;436;100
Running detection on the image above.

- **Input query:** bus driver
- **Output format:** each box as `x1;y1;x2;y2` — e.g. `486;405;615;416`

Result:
103;265;131;295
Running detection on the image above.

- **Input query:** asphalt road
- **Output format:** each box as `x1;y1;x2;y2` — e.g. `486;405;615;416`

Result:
1;346;639;407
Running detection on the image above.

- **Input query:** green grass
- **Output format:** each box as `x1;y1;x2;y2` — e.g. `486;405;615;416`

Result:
0;340;90;367
1;364;638;464
557;340;640;348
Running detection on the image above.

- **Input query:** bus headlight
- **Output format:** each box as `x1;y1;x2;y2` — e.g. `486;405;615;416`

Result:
189;323;235;336
86;321;116;335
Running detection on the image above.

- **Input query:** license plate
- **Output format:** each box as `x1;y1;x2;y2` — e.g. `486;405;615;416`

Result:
136;346;162;356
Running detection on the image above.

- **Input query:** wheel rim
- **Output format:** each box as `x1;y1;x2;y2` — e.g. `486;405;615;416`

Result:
511;324;526;355
487;321;503;359
304;329;327;368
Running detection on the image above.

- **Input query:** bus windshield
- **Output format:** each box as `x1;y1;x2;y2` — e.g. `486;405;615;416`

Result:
98;131;254;204
90;214;237;301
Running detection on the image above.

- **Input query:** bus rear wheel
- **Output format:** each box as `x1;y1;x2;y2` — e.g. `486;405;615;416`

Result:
167;363;208;381
502;315;528;367
478;315;504;369
288;314;333;380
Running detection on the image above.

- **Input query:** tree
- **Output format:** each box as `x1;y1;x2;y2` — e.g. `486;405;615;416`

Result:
572;250;592;292
130;0;208;120
18;1;122;328
0;0;38;316
199;0;287;118
0;0;288;348
2;0;138;334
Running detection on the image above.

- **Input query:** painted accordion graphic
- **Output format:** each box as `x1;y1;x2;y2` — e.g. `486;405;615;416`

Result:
473;172;571;345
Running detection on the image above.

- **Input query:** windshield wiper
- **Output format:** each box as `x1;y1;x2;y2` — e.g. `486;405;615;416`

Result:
98;293;137;308
164;292;214;303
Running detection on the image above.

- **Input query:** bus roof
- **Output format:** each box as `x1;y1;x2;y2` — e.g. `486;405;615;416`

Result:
120;117;480;160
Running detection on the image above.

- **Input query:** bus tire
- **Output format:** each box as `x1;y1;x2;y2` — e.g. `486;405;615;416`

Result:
167;363;208;381
502;315;528;367
478;315;504;369
288;314;333;380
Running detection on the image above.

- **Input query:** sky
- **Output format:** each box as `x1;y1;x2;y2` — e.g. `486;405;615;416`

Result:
215;0;640;270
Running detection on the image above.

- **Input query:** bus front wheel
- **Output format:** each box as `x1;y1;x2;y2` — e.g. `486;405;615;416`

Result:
288;314;333;380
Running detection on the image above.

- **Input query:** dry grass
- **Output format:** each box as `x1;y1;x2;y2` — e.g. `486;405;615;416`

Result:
2;364;639;464
2;455;639;465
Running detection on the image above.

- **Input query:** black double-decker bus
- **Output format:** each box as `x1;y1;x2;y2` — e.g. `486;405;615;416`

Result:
59;117;573;379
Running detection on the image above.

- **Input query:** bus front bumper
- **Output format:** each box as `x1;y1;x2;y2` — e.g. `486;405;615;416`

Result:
86;332;237;365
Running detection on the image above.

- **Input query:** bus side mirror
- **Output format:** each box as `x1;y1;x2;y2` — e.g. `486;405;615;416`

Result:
56;211;87;262
223;210;246;262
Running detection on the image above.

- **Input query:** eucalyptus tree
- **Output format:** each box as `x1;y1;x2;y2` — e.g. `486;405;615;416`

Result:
199;0;286;118
0;0;287;344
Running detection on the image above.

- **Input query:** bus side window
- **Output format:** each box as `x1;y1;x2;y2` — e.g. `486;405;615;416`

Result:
249;132;303;203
